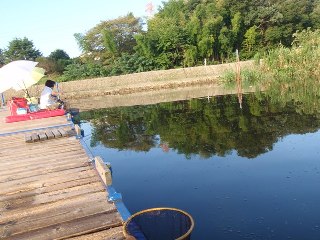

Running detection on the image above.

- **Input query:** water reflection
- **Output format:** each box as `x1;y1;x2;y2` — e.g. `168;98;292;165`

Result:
80;94;320;159
79;93;320;240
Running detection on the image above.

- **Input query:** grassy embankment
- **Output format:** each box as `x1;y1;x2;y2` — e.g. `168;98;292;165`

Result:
221;29;320;114
4;60;256;102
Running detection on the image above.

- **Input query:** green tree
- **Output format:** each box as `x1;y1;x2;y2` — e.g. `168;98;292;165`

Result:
218;26;235;60
136;0;189;68
311;0;320;29
36;49;71;75
185;15;201;46
48;49;70;60
74;33;90;53
135;0;190;68
183;45;198;67
231;12;245;50
58;62;109;82
112;53;156;73
66;0;320;76
242;25;260;58
102;29;118;60
36;57;57;74
0;49;4;66
77;13;143;64
4;37;42;63
276;0;314;45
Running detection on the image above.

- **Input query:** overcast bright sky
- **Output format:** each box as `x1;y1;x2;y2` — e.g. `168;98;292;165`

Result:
0;0;167;58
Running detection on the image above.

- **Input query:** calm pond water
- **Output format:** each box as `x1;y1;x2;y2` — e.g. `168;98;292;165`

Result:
78;94;320;240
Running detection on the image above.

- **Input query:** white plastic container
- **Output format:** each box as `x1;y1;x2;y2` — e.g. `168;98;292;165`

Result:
16;108;27;115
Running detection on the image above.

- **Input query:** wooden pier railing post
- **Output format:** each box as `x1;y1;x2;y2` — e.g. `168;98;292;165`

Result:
94;156;112;186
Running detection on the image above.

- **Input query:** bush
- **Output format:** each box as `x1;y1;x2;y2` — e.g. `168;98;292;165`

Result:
260;28;320;114
219;70;236;89
58;63;110;82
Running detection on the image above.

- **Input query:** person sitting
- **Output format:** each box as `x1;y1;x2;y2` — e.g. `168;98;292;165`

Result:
40;80;64;110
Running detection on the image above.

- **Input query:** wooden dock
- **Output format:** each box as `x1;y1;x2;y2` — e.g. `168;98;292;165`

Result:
0;108;125;239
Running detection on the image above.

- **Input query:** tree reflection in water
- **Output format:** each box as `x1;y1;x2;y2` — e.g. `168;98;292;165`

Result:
79;93;320;159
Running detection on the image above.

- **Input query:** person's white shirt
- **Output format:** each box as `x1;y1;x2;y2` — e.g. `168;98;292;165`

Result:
40;86;55;109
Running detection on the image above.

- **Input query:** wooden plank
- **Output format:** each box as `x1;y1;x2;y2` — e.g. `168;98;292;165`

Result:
0;116;69;135
0;176;99;203
1;196;116;237
0;160;89;183
31;133;39;142
0;175;103;220
38;132;48;141
1;182;105;213
0;128;75;148
0;112;124;239
57;128;67;137
0;152;88;173
24;134;32;143
51;129;62;138
0;141;86;163
94;156;112;186
0;191;107;222
0;154;88;175
0;136;81;151
0;153;88;175
4;211;122;240
45;130;55;139
0;131;73;146
0;148;86;166
0;137;80;150
68;227;124;240
0;166;96;195
0;148;87;169
66;129;77;137
0;144;85;162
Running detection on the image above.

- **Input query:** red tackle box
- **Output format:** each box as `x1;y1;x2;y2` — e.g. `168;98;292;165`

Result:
8;97;28;116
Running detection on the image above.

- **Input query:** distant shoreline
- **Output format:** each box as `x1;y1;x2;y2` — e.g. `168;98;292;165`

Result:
3;60;256;109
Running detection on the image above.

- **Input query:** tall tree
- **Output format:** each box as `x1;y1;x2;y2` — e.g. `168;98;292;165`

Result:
36;49;71;75
231;12;245;50
242;25;260;57
138;16;189;68
218;26;235;60
136;0;191;68
77;13;143;64
48;49;70;60
69;0;320;74
4;37;42;63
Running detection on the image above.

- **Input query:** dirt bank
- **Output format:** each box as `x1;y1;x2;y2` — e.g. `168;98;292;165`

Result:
3;60;255;101
2;60;259;110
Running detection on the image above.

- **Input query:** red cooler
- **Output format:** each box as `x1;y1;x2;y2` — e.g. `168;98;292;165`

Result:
8;97;28;116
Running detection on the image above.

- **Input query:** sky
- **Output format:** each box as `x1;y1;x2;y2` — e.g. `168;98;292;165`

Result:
0;0;167;58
